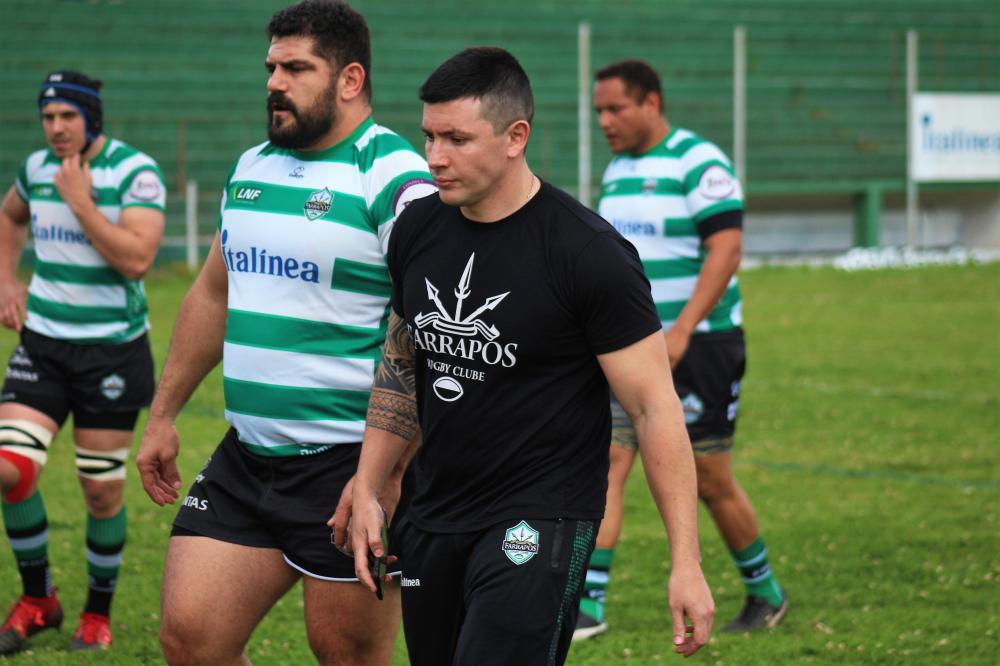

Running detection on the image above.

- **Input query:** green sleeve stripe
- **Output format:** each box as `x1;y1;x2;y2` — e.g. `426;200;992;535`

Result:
368;170;434;227
27;293;128;324
35;260;125;286
357;135;420;173
693;199;743;223
223;377;370;422
102;144;140;168
116;164;165;199
642;257;703;280
683;159;735;193
600;177;684;198
667;136;708;158
331;258;391;298
225;180;371;233
225;309;384;359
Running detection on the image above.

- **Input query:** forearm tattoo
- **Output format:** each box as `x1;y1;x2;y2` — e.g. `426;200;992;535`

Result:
368;312;419;440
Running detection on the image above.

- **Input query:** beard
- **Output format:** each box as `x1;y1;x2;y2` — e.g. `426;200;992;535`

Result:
266;81;337;150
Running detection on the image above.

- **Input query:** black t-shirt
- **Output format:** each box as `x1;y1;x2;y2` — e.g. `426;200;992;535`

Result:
388;181;661;532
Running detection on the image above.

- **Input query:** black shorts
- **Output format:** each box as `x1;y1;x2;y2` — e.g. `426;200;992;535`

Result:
610;329;745;454
399;517;597;666
172;429;384;581
673;328;745;453
0;328;154;430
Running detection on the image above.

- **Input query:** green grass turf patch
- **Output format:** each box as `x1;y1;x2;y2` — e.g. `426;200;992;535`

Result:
0;262;995;664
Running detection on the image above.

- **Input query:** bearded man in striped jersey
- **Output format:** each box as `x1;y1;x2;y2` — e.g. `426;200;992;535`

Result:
135;1;433;664
575;59;788;639
0;70;166;652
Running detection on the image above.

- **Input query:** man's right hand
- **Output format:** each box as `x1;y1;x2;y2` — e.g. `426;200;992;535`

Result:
0;279;27;331
349;490;390;595
136;416;183;506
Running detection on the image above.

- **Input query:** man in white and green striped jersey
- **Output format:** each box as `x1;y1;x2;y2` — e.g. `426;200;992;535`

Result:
0;69;166;653
575;60;788;639
135;2;434;664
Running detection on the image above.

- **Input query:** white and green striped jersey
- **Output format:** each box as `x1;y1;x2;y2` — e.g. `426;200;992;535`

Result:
219;117;435;457
15;137;166;343
598;127;744;334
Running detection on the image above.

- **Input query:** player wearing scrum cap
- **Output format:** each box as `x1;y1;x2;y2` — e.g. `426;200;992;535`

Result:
0;69;167;652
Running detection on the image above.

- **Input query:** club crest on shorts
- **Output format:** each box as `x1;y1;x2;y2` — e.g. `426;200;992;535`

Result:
100;373;126;400
681;392;704;424
303;187;334;220
502;520;540;565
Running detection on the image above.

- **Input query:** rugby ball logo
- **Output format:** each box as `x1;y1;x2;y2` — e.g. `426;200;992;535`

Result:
432;376;464;402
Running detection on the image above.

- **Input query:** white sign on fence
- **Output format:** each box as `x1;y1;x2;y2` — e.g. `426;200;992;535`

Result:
911;93;1000;182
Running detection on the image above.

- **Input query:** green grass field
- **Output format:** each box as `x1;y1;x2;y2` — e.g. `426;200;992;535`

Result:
0;262;996;665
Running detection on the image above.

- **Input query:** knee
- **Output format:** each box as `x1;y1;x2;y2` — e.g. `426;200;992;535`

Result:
161;619;238;666
607;447;636;486
0;419;52;500
696;468;737;502
160;621;195;666
0;458;23;494
310;636;362;666
81;480;123;516
309;629;391;666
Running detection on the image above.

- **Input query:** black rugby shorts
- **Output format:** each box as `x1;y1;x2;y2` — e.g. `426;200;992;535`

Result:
610;328;745;454
398;517;597;666
672;328;746;452
172;429;400;581
1;328;154;430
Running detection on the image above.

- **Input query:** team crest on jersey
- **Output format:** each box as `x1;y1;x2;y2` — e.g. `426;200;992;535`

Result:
642;177;657;194
415;253;509;340
502;521;540;565
303;187;334;220
100;374;126;401
680;392;704;424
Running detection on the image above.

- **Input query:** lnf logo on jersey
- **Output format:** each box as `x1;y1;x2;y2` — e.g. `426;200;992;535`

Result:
411;253;518;368
219;229;320;283
502;521;540;565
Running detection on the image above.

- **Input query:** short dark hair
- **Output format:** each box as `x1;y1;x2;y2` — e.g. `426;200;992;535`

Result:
595;59;663;111
419;47;534;133
268;0;372;100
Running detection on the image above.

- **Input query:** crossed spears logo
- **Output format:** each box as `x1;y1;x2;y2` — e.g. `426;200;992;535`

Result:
415;253;508;340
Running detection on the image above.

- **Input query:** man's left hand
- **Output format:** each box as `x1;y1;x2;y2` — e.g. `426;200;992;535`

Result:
54;154;94;212
665;326;692;369
328;476;356;555
668;563;715;657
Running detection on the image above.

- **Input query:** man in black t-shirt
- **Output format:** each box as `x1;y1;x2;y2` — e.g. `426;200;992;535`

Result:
333;47;714;666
